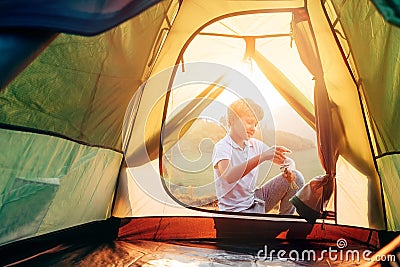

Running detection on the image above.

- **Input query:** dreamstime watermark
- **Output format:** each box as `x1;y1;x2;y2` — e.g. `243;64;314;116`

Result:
256;238;396;263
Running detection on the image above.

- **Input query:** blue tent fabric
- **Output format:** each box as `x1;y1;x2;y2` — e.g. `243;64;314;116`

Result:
0;30;56;90
0;0;163;35
372;0;400;26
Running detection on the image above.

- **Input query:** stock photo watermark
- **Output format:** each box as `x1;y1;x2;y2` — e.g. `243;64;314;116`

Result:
256;238;396;263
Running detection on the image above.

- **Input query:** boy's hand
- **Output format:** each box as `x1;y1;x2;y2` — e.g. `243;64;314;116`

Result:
271;146;291;165
282;168;296;183
281;165;298;189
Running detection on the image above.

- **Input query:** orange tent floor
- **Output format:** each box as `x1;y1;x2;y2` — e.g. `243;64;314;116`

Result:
5;239;388;266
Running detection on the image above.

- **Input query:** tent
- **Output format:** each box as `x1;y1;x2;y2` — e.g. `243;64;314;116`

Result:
0;0;399;265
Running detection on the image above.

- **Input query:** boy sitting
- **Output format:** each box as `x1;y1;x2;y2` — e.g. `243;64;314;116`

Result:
212;98;304;214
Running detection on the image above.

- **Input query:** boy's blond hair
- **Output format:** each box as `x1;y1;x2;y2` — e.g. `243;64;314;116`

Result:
227;98;264;127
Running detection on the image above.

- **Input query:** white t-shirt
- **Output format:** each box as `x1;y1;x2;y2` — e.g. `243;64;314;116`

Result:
212;135;269;212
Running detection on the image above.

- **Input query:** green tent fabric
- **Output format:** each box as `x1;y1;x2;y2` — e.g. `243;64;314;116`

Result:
0;0;177;246
0;32;133;150
0;128;122;244
0;0;174;151
0;0;164;92
330;0;400;231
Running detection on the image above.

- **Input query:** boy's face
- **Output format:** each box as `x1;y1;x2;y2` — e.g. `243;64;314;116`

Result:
231;114;258;140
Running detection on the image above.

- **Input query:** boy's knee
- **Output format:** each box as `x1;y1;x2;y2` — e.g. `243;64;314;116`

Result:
294;170;305;187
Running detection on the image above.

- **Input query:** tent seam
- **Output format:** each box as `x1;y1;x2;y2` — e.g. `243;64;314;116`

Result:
0;122;123;154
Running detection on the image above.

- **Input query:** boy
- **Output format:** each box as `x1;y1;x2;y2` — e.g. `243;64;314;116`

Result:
212;98;304;214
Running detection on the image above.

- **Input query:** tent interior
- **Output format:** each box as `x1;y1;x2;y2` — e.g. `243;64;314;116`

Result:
0;0;399;265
